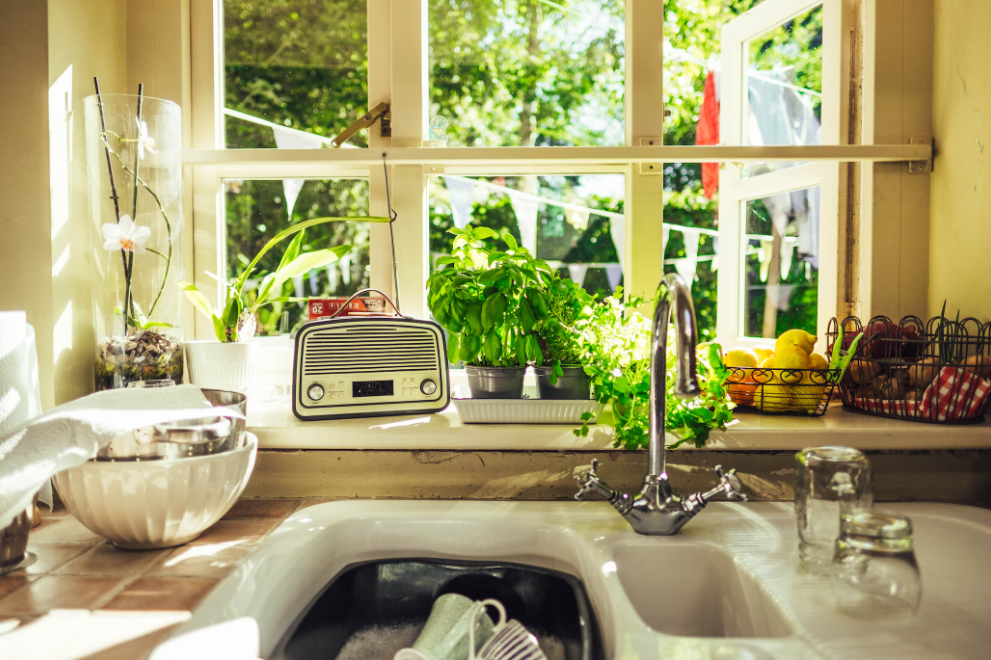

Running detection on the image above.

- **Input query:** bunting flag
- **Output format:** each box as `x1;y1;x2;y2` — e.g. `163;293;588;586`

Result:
696;72;721;200
308;269;320;295
605;264;623;291
272;126;325;217
712;236;719;272
673;259;697;284
675;227;701;283
567;264;589;286
291;275;305;300
766;284;796;311
339;256;352;286
327;265;339;293
662;225;670;248
509;193;540;253
780;240;796;279
759;239;774;282
443;176;477;229
608;214;625;269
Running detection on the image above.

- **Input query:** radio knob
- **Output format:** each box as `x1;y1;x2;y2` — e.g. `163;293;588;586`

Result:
307;384;325;401
419;379;437;395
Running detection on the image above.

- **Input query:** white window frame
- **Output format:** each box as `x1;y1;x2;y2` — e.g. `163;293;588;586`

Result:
717;0;845;348
183;0;929;345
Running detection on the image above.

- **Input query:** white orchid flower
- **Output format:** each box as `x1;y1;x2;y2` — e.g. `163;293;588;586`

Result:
136;119;157;159
102;215;151;253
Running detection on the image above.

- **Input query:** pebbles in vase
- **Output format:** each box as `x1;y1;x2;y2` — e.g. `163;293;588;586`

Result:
96;329;183;390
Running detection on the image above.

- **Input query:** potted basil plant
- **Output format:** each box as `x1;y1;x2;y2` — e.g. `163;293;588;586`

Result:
534;277;594;400
427;225;552;399
179;215;387;393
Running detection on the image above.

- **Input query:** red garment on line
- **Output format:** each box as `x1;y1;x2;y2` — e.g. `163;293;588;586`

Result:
695;71;720;200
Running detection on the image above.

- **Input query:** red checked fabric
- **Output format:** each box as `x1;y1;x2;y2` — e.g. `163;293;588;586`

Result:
852;397;921;417
918;367;991;421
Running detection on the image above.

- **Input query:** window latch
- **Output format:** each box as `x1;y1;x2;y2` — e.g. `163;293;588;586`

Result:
331;102;391;148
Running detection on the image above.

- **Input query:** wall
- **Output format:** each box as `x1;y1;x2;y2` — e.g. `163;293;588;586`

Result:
48;0;128;405
929;0;991;321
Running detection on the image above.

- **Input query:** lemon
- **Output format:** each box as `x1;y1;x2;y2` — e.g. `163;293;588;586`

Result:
754;347;774;363
773;345;811;371
775;329;817;356
724;348;758;368
808;353;828;370
758;356;775;369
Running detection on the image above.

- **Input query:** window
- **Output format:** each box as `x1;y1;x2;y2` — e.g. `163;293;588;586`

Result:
185;0;927;352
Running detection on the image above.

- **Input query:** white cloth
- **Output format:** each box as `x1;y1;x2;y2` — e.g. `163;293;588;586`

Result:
0;385;243;529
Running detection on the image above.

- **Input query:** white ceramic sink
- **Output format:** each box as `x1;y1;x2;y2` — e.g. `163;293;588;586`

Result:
166;501;991;660
614;540;794;639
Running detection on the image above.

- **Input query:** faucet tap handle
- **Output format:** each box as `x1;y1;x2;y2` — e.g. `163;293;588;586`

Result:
713;465;748;501
575;459;619;501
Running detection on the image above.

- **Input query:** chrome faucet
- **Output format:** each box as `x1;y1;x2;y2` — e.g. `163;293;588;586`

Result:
574;273;747;535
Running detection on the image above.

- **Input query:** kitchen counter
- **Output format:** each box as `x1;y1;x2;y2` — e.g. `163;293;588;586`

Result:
0;498;310;660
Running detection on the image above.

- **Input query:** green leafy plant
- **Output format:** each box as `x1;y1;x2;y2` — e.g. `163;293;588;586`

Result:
575;290;735;449
535;277;596;382
180;216;388;342
427;224;553;367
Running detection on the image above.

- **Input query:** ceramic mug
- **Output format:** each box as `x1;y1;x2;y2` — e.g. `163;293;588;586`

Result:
394;594;499;660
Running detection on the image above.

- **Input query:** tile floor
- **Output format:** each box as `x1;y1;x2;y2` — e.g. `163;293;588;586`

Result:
0;497;308;659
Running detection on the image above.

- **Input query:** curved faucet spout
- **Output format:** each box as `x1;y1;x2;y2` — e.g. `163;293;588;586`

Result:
648;273;701;477
572;272;748;535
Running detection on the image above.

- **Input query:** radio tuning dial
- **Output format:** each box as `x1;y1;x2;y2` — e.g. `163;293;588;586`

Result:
420;379;438;395
307;384;325;401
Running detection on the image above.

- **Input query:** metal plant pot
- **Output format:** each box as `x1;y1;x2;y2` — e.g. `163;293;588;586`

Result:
534;365;591;400
466;366;527;399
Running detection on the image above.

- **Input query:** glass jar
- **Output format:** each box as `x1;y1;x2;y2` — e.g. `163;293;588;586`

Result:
832;509;922;620
795;446;873;571
85;93;184;390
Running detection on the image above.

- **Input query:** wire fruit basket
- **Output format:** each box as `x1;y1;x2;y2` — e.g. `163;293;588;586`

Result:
827;315;991;424
727;367;842;416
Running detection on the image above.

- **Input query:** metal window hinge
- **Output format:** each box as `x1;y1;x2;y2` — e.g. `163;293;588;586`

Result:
332;102;391;148
908;136;933;175
638;138;662;174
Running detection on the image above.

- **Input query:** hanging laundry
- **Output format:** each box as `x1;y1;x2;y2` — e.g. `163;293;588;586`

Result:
272;126;324;217
509;193;540;253
695;71;720;200
443;176;477;229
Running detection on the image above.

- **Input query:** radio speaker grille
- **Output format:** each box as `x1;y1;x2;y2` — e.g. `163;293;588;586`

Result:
302;327;440;376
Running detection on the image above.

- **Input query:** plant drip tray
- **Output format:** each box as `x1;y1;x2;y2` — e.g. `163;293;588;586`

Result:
271;558;603;660
451;386;598;425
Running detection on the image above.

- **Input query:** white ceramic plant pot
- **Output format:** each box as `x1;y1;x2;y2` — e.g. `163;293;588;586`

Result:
54;434;258;550
184;340;259;394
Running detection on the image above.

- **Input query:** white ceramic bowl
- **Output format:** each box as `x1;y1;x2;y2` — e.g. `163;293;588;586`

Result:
54;433;258;550
184;340;259;394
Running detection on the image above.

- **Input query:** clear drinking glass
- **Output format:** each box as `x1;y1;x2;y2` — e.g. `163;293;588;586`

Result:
795;446;873;571
832;509;921;620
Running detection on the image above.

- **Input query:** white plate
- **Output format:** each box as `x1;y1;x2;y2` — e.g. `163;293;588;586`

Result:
452;385;599;425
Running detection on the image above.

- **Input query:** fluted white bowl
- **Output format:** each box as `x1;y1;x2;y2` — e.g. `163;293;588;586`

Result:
54;433;258;550
184;340;259;394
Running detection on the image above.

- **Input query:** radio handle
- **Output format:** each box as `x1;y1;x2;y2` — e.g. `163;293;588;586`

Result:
327;288;402;319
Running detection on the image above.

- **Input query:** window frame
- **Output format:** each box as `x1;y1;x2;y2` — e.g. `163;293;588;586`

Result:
185;0;929;345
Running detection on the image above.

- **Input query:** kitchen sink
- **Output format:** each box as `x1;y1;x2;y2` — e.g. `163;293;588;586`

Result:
613;541;794;638
161;501;991;660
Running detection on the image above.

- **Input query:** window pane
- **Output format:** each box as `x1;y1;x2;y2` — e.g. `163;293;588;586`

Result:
225;178;370;335
429;1;625;147
429;174;625;294
223;0;368;149
663;163;718;343
742;186;820;339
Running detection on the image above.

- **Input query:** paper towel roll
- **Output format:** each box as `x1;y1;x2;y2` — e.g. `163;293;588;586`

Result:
0;311;48;508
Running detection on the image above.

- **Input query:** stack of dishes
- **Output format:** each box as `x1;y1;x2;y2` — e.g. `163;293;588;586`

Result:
54;389;258;550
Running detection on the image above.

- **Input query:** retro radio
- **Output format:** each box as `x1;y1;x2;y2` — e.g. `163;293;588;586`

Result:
292;290;450;421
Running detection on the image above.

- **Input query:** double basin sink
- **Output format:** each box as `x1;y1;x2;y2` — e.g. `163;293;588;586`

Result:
172;500;991;659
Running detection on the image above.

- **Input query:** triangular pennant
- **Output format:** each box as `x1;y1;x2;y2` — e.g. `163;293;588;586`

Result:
662;225;670;248
272;126;324;218
605;264;623;291
759;239;774;283
609;214;626;269
443;176;477;229
766;284;795;311
681;228;700;264
673;258;697;284
565;208;590;231
567;264;589;286
509;193;540;253
780;240;796;280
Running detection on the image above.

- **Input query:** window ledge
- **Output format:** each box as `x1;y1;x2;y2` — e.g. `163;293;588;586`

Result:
247;401;991;452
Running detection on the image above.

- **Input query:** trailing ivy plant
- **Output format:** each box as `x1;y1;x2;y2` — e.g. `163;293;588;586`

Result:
574;289;735;449
427;225;552;367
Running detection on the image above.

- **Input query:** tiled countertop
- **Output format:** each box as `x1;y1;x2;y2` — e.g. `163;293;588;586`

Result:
0;498;308;660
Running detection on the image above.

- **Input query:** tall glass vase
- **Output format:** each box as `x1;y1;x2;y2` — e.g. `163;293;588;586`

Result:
85;93;184;390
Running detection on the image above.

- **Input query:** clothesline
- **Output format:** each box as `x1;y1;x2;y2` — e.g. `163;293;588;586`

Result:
665;45;822;97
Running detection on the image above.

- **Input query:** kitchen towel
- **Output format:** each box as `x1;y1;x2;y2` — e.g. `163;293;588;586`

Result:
0;311;49;510
0;384;244;529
